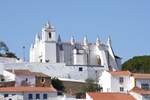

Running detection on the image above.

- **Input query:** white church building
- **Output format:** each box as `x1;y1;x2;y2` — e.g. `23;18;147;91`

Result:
29;22;121;71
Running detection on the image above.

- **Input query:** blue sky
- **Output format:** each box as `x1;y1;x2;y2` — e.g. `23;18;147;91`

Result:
0;0;150;62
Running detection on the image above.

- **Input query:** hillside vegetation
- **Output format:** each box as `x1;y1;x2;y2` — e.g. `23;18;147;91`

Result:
122;56;150;73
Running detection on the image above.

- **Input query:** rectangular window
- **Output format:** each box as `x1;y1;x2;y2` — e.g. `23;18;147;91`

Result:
4;94;8;97
120;87;124;92
12;94;16;96
79;67;83;71
141;84;149;90
28;94;33;99
43;94;47;99
36;94;40;99
119;77;124;83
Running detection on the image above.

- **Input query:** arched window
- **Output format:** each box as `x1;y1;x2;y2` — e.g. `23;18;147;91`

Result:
48;32;51;38
96;55;101;65
41;77;45;83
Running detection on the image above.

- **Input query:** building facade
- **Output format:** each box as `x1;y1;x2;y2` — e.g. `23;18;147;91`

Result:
99;70;150;95
0;87;57;100
29;22;121;71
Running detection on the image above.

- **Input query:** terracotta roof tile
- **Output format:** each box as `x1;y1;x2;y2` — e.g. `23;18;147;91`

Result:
130;87;150;95
132;73;150;79
7;69;35;76
109;70;131;76
0;86;56;92
6;69;49;77
87;92;135;100
33;72;49;77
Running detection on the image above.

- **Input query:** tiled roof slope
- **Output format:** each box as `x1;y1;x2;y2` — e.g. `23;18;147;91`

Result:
109;70;131;76
88;92;135;100
131;73;150;79
130;87;150;95
7;69;49;77
0;86;56;92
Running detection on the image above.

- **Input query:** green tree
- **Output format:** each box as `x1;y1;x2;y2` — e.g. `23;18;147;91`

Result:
76;78;101;98
84;79;101;92
5;52;17;58
51;78;65;92
122;55;150;73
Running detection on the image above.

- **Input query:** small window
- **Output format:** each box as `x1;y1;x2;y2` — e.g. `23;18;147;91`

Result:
4;94;8;97
40;59;42;63
45;60;49;63
12;94;16;96
28;94;32;99
25;78;28;82
1;78;5;82
41;78;45;83
79;67;83;71
49;32;51;38
141;84;149;90
119;77;124;83
120;87;124;92
96;55;101;65
36;94;40;99
43;94;47;99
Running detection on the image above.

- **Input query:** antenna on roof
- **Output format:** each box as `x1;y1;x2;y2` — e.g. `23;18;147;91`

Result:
22;46;25;62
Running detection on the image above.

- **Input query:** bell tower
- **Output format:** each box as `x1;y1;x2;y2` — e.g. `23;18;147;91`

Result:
42;22;56;42
41;21;57;63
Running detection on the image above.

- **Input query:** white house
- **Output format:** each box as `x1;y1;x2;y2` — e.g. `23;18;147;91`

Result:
129;87;150;100
131;73;150;90
30;22;121;71
6;69;36;87
0;86;57;100
99;70;132;93
5;69;51;87
99;70;150;94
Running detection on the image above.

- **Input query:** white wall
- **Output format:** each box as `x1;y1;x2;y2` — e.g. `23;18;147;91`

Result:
136;79;150;89
43;42;57;63
15;75;35;86
0;92;23;100
99;71;111;92
110;75;130;93
3;70;15;82
3;63;103;82
86;93;93;100
130;92;143;100
99;71;132;93
0;92;57;100
23;92;57;100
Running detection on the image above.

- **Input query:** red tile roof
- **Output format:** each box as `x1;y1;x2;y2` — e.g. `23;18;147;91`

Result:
130;87;150;95
131;73;150;79
0;86;56;92
7;69;49;77
87;92;135;100
33;72;49;77
109;70;131;76
7;69;35;76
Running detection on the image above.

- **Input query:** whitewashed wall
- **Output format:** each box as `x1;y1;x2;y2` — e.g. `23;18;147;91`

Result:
23;92;57;100
0;92;57;100
110;75;131;93
130;92;143;100
136;79;150;89
3;70;15;82
99;71;111;92
4;63;104;82
15;75;35;86
99;71;132;93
